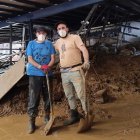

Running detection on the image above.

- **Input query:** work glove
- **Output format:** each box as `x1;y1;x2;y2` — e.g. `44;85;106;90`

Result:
41;64;49;72
83;62;90;70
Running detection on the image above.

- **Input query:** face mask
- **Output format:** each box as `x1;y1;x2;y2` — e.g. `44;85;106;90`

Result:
37;34;46;42
58;30;67;38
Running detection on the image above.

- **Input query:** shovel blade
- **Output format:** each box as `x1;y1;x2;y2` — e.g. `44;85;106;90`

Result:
77;114;94;133
77;117;88;133
44;116;55;135
87;114;95;128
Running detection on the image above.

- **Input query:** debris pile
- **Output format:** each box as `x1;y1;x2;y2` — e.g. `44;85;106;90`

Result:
0;55;140;118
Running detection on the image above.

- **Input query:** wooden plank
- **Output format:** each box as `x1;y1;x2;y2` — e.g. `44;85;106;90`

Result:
0;57;25;100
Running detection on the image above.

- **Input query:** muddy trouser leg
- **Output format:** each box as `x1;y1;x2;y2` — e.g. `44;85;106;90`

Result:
42;77;50;123
61;72;77;110
70;71;87;115
27;76;43;134
61;72;81;125
28;76;43;117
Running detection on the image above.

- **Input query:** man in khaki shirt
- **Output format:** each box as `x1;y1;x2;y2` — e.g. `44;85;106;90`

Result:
54;21;90;125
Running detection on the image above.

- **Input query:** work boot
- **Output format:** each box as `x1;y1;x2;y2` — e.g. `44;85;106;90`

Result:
63;109;80;126
28;117;36;134
44;111;50;124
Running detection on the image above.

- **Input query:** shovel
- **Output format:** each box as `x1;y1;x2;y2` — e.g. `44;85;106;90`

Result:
77;70;94;133
44;74;56;135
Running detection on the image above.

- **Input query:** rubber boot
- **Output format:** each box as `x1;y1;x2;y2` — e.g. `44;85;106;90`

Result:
63;109;80;126
28;117;36;134
44;111;50;124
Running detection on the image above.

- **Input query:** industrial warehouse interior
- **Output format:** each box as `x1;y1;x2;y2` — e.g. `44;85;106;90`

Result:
0;0;140;140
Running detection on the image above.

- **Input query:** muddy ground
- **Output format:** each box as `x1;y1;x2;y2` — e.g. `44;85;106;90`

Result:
1;94;140;140
0;55;140;140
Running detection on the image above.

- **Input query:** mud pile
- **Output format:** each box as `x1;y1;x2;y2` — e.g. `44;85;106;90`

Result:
0;55;140;117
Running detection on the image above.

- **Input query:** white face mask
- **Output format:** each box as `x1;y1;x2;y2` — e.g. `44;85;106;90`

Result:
37;34;46;42
58;30;67;38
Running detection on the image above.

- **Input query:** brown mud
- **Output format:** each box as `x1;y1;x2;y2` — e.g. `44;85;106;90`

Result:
0;55;140;140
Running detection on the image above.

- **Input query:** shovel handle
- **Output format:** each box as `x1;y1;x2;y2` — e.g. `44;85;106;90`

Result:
79;69;89;115
46;74;53;115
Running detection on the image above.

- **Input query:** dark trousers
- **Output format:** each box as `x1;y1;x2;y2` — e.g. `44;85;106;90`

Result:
27;76;50;117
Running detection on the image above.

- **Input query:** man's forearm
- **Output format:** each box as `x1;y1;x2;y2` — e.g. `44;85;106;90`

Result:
48;59;54;67
48;55;55;67
28;55;55;69
82;47;89;63
28;56;41;69
81;46;90;70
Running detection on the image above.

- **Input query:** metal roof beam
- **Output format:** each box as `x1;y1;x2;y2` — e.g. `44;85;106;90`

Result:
115;0;140;14
0;1;33;9
0;0;103;28
14;0;50;8
0;8;16;13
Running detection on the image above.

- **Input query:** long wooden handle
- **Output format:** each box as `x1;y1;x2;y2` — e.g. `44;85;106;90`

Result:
46;74;53;115
80;69;89;116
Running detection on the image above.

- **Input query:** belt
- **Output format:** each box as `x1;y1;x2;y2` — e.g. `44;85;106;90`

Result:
60;63;82;69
